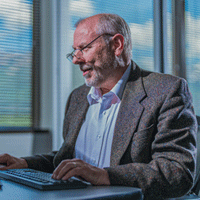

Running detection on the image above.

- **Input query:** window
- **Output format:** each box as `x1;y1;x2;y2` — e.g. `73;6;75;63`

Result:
161;0;200;116
185;0;200;116
1;0;198;133
0;0;40;131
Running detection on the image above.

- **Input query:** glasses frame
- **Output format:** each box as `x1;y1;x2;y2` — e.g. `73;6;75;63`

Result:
66;33;114;62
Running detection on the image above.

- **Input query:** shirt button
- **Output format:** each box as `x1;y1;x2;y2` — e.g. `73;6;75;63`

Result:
97;135;101;139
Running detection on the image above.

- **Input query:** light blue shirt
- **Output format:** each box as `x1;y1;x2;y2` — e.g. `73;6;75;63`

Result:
75;64;131;168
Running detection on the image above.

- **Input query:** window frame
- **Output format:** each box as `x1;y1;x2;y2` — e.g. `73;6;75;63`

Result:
156;0;199;118
32;0;41;131
0;0;41;133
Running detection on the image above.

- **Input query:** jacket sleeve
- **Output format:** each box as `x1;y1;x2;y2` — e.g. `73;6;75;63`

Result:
22;151;57;173
105;78;197;199
22;92;75;173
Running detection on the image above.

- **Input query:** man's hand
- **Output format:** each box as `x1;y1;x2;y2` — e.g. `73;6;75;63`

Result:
52;158;110;186
0;154;28;170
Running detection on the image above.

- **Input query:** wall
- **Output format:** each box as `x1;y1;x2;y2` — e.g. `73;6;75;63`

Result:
0;133;33;157
0;132;52;157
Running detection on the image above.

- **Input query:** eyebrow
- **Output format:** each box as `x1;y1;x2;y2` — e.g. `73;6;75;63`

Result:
72;42;88;50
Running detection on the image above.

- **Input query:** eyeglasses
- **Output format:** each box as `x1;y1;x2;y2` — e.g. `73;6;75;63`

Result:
66;33;114;62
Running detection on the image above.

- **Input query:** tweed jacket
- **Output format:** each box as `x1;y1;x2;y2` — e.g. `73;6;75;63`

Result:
25;61;197;199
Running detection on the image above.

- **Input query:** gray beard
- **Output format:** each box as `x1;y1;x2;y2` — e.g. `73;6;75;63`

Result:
82;53;122;88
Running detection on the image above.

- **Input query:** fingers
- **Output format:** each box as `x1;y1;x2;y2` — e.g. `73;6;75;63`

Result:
52;159;110;186
0;154;12;170
71;162;77;168
52;159;81;180
0;164;7;170
0;154;28;170
0;153;10;164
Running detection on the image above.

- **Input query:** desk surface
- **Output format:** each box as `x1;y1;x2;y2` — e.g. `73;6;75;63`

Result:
0;179;143;200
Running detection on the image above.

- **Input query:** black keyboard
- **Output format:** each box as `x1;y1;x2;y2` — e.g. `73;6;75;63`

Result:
0;169;88;190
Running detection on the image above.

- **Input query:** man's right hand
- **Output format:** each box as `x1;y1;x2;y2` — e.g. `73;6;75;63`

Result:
0;154;28;170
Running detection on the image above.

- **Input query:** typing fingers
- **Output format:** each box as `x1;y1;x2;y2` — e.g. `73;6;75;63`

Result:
52;158;88;180
52;159;110;186
0;154;9;165
52;159;77;180
0;154;28;170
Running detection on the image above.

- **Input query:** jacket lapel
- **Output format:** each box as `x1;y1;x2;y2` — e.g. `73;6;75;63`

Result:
110;64;147;166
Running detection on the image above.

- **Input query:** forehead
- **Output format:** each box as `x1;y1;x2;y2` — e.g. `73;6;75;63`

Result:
73;19;99;47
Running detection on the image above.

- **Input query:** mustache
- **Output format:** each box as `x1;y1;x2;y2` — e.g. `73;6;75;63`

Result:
80;64;93;71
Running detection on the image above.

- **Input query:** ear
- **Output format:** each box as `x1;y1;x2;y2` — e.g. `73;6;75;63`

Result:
112;34;124;56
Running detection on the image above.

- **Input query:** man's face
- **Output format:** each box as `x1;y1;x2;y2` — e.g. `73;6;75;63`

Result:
72;22;117;88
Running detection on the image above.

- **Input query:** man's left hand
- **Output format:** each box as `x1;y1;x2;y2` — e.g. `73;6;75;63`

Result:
52;158;110;185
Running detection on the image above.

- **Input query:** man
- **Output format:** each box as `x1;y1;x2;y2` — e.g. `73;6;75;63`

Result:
0;14;197;199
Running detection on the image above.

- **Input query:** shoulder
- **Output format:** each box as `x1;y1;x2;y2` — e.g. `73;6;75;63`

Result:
130;60;185;86
68;84;90;102
129;61;191;102
140;68;188;97
142;68;183;84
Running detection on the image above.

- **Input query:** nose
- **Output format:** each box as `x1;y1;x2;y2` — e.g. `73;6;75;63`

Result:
72;50;85;64
72;55;80;64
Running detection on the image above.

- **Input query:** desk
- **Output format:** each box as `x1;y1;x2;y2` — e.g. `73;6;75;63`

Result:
0;179;143;200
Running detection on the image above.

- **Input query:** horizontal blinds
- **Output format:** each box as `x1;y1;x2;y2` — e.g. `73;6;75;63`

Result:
0;0;33;129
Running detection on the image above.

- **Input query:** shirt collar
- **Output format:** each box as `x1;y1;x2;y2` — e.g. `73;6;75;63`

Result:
87;63;131;105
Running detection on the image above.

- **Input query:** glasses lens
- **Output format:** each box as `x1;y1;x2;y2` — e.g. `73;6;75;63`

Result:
66;49;83;62
66;53;73;62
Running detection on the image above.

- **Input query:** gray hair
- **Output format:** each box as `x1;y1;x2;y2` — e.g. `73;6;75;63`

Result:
96;14;132;63
75;14;132;65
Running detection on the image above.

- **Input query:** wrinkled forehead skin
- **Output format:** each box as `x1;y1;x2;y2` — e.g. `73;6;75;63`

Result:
73;15;101;46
